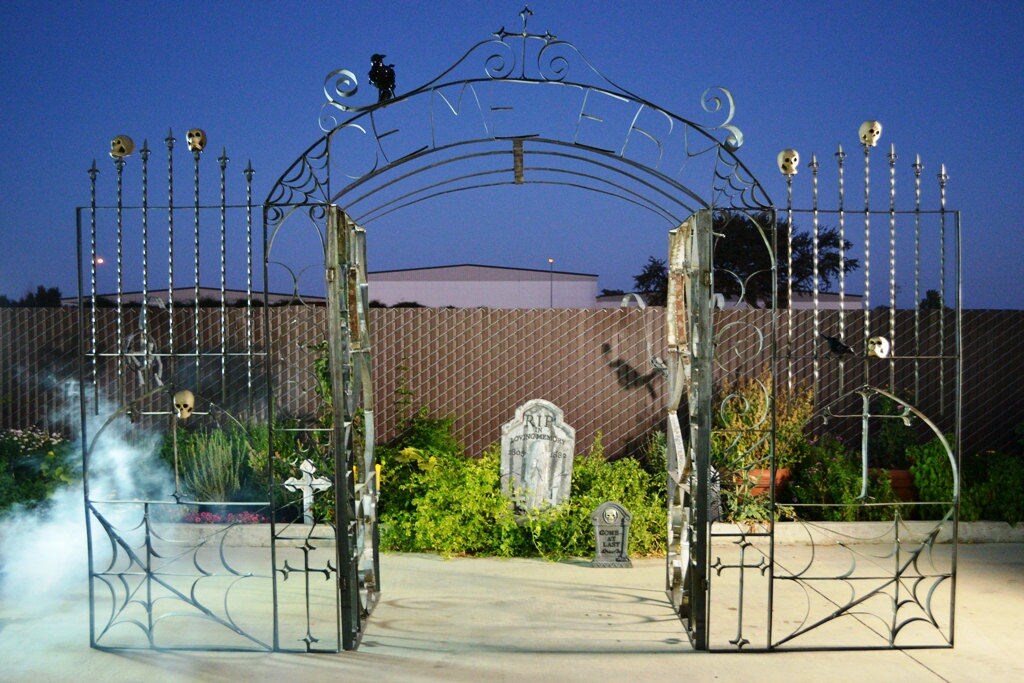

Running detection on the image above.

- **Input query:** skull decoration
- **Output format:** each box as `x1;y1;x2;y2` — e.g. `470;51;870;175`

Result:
186;128;207;153
866;336;891;359
109;135;135;159
859;120;883;147
777;149;800;176
173;389;195;419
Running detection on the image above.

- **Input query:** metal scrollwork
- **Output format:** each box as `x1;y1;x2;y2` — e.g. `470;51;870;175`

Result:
701;86;744;151
320;69;362;130
536;39;575;82
482;39;517;79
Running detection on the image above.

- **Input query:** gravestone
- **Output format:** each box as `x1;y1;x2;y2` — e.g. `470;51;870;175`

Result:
500;399;576;510
590;501;632;568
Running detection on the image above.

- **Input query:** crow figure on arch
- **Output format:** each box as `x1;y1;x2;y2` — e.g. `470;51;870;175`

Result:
368;53;396;102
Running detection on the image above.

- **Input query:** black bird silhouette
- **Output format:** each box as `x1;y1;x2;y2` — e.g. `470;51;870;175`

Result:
821;334;855;355
601;343;658;398
368;53;396;102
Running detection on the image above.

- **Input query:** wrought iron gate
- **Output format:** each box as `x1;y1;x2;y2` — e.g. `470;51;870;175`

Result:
668;139;961;651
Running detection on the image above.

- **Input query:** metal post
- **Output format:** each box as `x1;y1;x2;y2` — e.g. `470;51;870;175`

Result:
687;209;713;650
326;206;360;650
548;257;554;308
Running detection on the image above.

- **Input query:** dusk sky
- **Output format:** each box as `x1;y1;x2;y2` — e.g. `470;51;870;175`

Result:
1;0;1022;308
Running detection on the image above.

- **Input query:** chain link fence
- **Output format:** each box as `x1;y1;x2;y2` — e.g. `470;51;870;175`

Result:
2;307;1019;458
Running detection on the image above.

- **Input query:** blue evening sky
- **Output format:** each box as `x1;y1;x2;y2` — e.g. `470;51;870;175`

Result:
1;0;1021;308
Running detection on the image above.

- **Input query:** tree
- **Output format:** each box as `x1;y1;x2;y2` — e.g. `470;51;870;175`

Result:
0;285;63;307
629;211;859;308
632;256;668;306
919;289;951;311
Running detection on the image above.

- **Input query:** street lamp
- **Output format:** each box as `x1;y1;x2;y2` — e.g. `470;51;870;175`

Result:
548;258;554;308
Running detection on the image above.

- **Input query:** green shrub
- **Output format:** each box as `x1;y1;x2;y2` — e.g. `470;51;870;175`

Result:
710;371;812;523
954;449;1024;525
787;435;899;521
377;414;666;559
168;426;247;501
907;436;956;505
711;371;814;472
160;422;289;504
868;395;918;469
0;427;77;515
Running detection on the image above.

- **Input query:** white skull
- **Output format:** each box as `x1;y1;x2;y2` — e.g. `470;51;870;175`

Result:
866;336;891;359
859;120;882;147
109;135;135;159
186;128;207;152
173;389;195;419
777;149;800;175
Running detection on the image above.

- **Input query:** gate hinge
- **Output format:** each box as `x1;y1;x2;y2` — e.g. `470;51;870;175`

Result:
327;266;336;283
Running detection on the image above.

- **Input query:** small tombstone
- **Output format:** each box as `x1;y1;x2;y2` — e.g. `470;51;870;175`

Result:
591;501;632;568
500;399;576;510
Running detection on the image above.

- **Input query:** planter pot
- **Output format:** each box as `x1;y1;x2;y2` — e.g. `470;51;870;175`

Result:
748;468;791;496
887;468;917;501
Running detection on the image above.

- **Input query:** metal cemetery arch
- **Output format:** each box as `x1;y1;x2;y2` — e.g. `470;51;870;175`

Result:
76;8;960;656
262;10;774;652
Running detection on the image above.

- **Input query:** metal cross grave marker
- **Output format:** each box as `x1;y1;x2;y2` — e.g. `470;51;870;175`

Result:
284;460;332;524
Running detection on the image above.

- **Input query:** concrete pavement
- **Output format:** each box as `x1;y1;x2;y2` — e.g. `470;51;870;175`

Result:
1;544;1022;682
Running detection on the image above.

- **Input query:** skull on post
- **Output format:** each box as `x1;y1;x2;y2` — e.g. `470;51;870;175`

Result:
859;120;883;147
173;389;195;419
866;336;891;358
186;128;207;153
109;135;135;159
777;149;800;176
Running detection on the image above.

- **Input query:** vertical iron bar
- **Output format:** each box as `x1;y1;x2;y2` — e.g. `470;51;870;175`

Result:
192;148;202;389
88;161;99;413
264;205;279;651
115;156;126;407
810;155;820;400
887;143;897;391
219;149;228;405
144;502;154;639
862;143;872;379
166;130;175;378
836;145;847;396
785;176;794;393
767;205;779;650
891;508;901;644
76;205;96;647
938;165;948;415
244;162;255;406
950;209;962;646
913;155;923;403
141;142;151;390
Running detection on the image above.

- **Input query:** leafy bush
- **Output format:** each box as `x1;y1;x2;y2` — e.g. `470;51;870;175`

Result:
0;427;77;515
868;396;918;469
907;437;956;505
963;450;1024;525
787;435;899;522
710;371;812;522
176;428;247;501
377;413;666;559
711;371;814;472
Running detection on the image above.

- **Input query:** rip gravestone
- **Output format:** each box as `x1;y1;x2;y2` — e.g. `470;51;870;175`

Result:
591;500;632;568
500;399;576;510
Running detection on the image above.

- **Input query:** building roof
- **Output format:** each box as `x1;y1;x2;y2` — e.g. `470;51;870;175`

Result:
369;263;597;282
